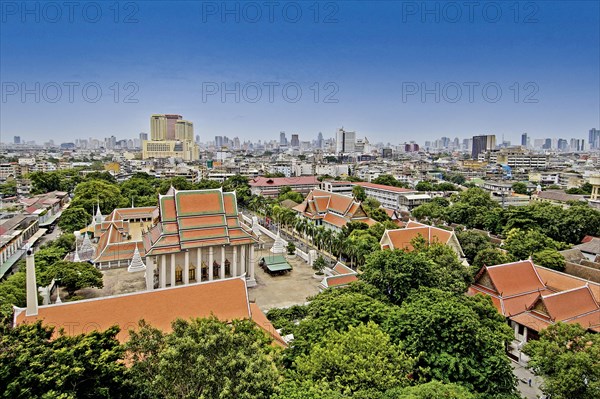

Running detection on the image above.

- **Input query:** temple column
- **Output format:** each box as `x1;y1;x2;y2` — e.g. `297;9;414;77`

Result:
145;256;155;291
160;255;166;288
170;253;176;286
208;247;214;281
220;246;225;279
249;244;255;282
196;247;202;283
183;250;189;285
240;245;246;275
232;246;238;277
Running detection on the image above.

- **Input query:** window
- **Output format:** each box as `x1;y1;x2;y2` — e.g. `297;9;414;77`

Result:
518;324;525;336
189;267;196;281
175;268;183;283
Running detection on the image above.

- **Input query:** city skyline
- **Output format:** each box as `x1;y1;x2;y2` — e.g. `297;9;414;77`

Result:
1;1;599;144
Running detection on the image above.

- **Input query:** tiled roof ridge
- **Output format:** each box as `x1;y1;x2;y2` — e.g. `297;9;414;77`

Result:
17;275;248;312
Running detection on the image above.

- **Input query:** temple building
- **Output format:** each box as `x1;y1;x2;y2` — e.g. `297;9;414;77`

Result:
142;188;258;289
380;220;466;260
293;189;375;230
86;205;157;270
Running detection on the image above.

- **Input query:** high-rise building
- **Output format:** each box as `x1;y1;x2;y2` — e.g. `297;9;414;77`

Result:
175;120;194;141
590;128;600;149
317;132;323;148
542;138;552;150
471;135;496;159
521;133;528;147
215;136;224;148
150;114;182;141
336;128;356;154
279;131;287;146
13;136;21;144
291;134;300;148
570;138;585;152
139;132;148;141
144;114;199;161
557;138;568;151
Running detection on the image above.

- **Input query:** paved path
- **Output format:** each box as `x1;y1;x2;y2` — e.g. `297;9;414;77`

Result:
512;361;544;399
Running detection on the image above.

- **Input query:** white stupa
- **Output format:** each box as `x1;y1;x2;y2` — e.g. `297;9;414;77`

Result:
79;233;96;260
128;246;146;273
73;240;81;262
270;231;286;254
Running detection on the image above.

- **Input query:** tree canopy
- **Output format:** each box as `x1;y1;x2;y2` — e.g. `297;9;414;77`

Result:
523;322;600;399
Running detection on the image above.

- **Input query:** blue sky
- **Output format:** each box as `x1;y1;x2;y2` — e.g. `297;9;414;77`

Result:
1;0;598;144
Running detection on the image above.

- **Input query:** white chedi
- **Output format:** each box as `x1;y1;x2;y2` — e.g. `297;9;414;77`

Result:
128;246;146;273
270;231;286;254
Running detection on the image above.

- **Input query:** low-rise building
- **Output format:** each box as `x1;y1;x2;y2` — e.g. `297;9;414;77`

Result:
249;176;319;198
353;182;417;211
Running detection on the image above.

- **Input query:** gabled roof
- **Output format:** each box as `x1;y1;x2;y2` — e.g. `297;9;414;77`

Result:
294;189;375;228
484;260;546;297
143;188;256;256
15;277;285;345
533;286;599;322
381;222;458;254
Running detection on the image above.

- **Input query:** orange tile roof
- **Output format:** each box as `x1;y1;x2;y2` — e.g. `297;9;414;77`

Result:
15;278;254;342
535;266;600;302
485;261;545;297
535;286;599;322
325;274;358;287
323;212;348;228
333;262;355;275
144;189;256;256
249;303;286;347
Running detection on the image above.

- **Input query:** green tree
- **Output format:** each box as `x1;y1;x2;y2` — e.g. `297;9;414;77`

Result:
288;286;396;358
394;289;517;398
223;174;252;206
58;207;90;233
415;181;434;192
532;248;566;271
382;380;476;399
373;174;406;188
472;248;515;269
44;261;104;297
456;231;492;264
312;255;327;274
523;322;600;399
511;182;529;195
158;177;193;194
70;180;123;215
125;317;281;399
0;179;17;197
120;177;159;207
272;381;349;399
0;322;127;399
294;322;414;396
503;228;567;260
352;185;367;201
360;244;469;305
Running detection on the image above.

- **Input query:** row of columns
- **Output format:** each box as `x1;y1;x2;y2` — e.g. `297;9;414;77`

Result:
146;244;255;290
0;236;24;264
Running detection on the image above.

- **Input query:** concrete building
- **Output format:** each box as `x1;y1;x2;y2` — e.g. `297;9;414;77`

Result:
472;135;496;159
143;114;199;161
336;128;356;154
